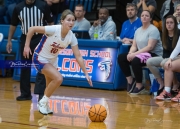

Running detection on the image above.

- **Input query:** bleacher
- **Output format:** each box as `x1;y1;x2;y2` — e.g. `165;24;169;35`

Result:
0;25;21;76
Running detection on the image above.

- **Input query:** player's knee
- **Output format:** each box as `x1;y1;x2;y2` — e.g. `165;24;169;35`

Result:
55;76;63;85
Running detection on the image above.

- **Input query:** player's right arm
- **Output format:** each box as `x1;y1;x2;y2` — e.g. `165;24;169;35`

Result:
24;26;46;58
25;26;46;46
24;25;55;58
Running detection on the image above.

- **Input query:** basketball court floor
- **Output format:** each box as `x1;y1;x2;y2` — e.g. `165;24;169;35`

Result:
0;77;180;129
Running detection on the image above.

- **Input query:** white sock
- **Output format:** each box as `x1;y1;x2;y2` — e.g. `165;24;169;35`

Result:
40;95;49;103
164;87;171;93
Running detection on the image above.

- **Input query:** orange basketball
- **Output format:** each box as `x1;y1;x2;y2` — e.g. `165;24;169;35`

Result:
88;104;107;122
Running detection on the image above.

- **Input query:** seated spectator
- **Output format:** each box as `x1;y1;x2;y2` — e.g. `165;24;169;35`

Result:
0;0;6;24
120;3;142;44
173;4;180;28
156;35;180;101
147;15;180;96
160;0;180;25
118;10;163;95
132;0;157;18
72;4;91;30
6;0;24;24
89;7;116;40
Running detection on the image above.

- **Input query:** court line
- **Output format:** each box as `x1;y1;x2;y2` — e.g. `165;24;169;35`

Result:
1;120;59;129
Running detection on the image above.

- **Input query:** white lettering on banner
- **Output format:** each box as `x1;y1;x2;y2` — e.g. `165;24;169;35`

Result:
79;50;88;57
61;73;92;78
59;49;73;55
90;50;111;58
59;49;88;57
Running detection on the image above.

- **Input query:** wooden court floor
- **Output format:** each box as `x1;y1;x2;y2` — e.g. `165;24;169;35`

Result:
0;77;180;129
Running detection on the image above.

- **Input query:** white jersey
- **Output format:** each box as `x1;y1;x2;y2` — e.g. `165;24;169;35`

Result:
34;25;78;59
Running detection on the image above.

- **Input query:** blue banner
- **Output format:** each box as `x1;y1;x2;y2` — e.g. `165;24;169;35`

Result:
58;47;118;83
14;47;118;83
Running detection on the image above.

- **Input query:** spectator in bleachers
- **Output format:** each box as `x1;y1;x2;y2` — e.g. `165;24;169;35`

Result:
0;0;6;24
173;4;180;28
72;4;91;30
160;0;180;26
132;0;157;18
89;7;116;40
44;0;68;24
6;0;54;107
156;33;180;101
118;10;162;95
147;15;180;95
119;3;142;44
5;0;24;24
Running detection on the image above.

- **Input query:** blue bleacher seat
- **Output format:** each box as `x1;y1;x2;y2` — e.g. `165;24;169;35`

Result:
0;24;22;39
0;25;21;76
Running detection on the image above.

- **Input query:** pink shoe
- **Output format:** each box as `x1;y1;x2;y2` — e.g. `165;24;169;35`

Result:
155;90;171;100
171;92;180;102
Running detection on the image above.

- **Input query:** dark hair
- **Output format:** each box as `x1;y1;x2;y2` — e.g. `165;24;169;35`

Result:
162;15;179;50
75;4;84;11
99;7;109;15
126;3;137;11
61;9;75;21
141;10;152;18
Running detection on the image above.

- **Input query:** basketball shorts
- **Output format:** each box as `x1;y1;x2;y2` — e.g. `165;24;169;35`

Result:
32;53;58;73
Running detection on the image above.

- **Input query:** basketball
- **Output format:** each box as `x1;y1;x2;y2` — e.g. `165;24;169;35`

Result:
88;104;107;122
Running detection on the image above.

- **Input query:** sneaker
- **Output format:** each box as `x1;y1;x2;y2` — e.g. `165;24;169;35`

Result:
171;92;180;102
127;78;136;93
38;94;44;102
171;89;179;97
157;87;164;96
16;95;32;101
155;90;171;100
38;101;48;115
130;86;145;95
47;105;53;114
37;103;53;114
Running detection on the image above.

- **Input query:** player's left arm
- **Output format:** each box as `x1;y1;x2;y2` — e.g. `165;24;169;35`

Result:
71;45;93;86
71;45;87;75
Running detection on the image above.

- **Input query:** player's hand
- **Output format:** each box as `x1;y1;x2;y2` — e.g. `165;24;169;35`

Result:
23;46;32;59
6;41;12;53
85;74;93;87
164;58;172;69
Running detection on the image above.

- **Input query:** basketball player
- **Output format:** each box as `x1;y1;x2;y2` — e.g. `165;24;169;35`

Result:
23;9;93;115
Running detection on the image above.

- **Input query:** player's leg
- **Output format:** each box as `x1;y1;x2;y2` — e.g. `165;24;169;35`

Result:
42;64;63;97
37;75;53;114
38;63;63;115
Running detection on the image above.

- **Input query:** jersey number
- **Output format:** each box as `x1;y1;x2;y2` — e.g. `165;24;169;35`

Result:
51;48;58;54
